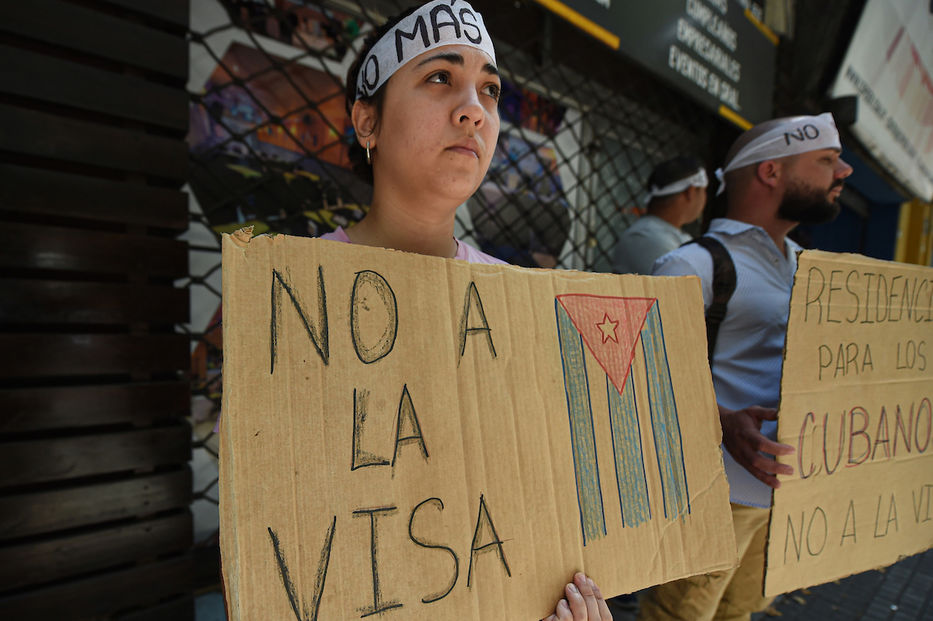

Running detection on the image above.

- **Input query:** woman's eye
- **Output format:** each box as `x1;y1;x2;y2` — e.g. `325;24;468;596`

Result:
427;71;450;84
483;83;501;100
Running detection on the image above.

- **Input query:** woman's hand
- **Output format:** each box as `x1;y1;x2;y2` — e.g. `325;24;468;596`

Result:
543;572;612;621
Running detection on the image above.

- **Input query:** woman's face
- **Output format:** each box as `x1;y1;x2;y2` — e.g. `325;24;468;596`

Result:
369;44;501;205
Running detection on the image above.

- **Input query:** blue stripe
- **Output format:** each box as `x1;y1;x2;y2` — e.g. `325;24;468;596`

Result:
555;302;606;544
607;372;651;527
642;304;690;520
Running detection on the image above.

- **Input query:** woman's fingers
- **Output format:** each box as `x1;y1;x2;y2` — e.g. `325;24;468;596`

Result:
565;579;588;618
555;598;573;620
591;580;613;620
553;572;613;620
563;573;613;620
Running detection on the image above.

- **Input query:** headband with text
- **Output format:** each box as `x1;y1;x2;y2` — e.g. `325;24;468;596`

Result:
648;168;708;199
355;0;496;101
715;113;841;195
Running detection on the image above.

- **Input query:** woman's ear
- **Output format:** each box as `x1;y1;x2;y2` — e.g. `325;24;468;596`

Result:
351;99;377;149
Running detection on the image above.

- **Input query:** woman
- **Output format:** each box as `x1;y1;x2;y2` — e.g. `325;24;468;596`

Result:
322;0;504;264
324;2;612;619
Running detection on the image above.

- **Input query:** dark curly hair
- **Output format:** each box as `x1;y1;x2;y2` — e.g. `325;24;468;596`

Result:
344;5;420;184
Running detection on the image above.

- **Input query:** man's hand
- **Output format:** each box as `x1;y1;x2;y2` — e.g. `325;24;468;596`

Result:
719;404;794;488
542;572;613;621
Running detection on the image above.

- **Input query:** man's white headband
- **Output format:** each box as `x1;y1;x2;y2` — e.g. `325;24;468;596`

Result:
355;0;496;101
648;168;708;198
715;112;841;195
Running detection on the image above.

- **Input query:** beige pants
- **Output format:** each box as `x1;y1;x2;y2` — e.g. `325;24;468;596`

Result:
638;503;773;621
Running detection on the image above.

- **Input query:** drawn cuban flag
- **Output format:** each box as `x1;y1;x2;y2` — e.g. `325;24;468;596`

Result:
555;295;690;544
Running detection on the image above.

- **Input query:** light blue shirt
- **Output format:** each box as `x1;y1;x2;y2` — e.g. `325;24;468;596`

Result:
652;218;800;508
612;215;692;275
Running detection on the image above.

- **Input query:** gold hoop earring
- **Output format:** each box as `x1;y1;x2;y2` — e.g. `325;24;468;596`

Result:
365;141;372;165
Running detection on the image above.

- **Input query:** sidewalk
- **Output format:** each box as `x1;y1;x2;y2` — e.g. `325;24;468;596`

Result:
608;548;933;621
756;547;933;620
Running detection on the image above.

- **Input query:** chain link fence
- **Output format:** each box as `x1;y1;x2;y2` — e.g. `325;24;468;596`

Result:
179;0;740;569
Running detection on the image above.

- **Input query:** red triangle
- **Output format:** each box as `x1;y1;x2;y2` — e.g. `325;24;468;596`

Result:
556;295;656;395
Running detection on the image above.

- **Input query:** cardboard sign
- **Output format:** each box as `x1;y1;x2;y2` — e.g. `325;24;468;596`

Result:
766;250;933;596
220;231;736;620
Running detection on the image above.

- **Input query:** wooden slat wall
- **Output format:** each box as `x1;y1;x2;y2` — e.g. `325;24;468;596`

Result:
0;1;194;619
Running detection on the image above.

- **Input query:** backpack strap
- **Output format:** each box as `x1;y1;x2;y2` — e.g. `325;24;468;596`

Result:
684;236;736;364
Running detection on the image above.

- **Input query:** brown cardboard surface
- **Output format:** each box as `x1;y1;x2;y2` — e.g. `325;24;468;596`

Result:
220;232;736;620
766;250;933;597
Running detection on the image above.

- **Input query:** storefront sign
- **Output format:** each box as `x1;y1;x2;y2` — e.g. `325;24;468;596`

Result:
534;0;776;128
829;0;933;202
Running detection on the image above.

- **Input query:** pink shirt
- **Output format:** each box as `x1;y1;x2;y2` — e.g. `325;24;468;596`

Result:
321;226;506;265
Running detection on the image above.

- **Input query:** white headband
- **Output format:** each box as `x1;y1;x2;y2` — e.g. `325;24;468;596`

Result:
355;0;496;101
715;112;841;195
647;168;708;198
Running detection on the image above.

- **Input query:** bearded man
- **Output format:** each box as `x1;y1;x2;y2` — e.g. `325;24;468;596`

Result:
640;113;853;621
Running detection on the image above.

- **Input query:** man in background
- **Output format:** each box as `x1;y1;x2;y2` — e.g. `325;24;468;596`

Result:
640;113;853;620
611;155;708;274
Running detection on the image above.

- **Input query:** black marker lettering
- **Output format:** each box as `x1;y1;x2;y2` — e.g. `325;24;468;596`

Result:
268;518;336;621
901;277;917;321
845;342;858;377
409;498;460;603
872;406;890;461
832;343;844;377
893;403;913;456
785;512;803;563
873;493;898;538
916;279;930;322
271;267;329;374
912;486;925;523
841;500;857;545
896;339;927;371
352;388;390;471
911;484;933;523
467;494;511;587
392;384;429;468
861;273;876;323
458;281;496;365
459;8;482;43
818;344;832;380
353;506;403;617
889;275;903;321
806;506;828;556
394;15;430;63
823;411;846;475
845;270;860;323
804;266;825;323
350;270;398;364
826;269;843;323
876;274;889;322
798;412;819;479
848;406;870;466
361;56;379;94
784;128;805;145
430;4;461;42
915;398;932;453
